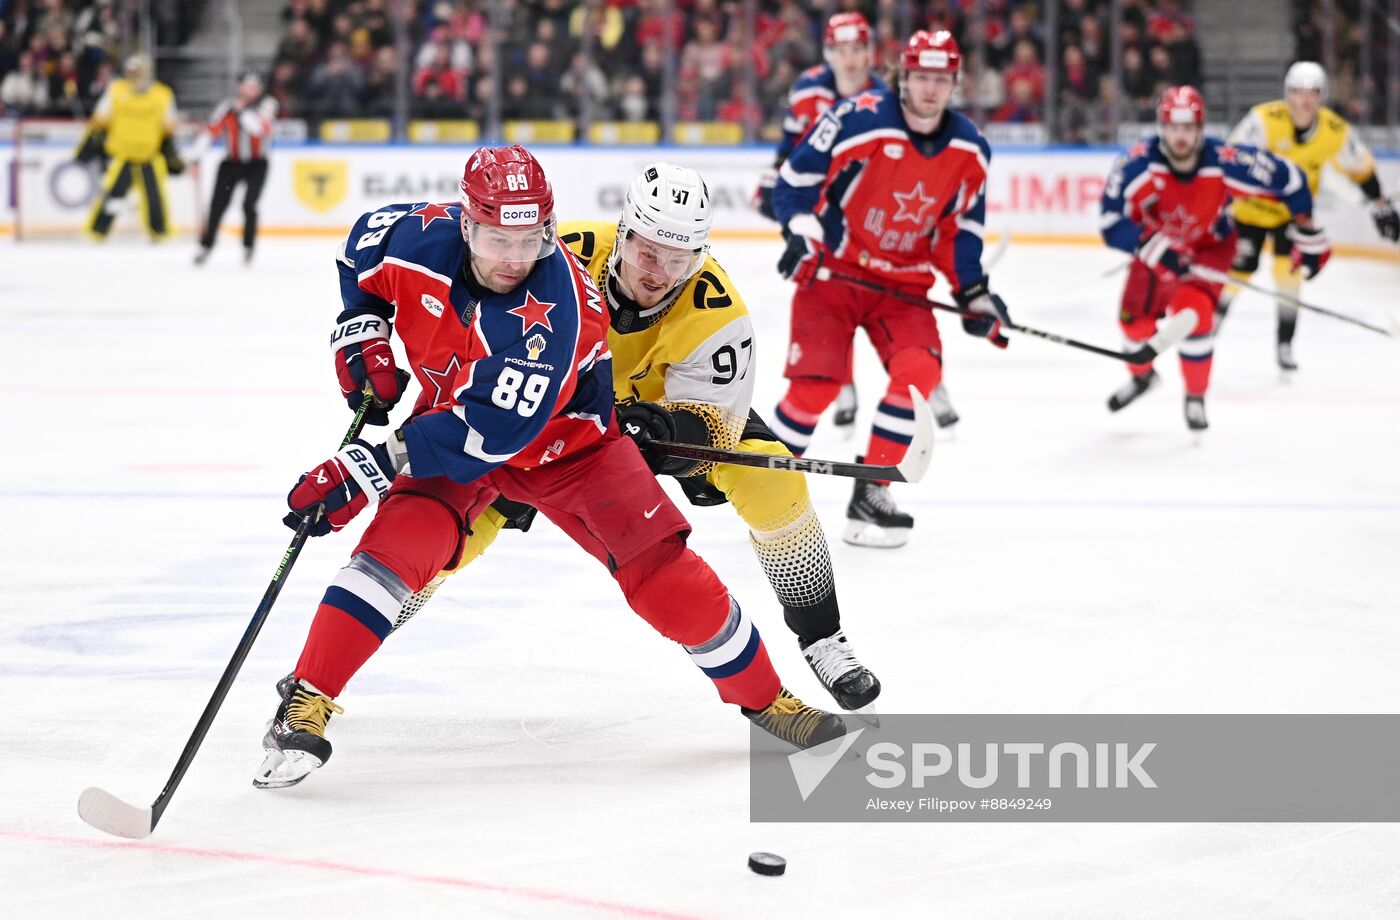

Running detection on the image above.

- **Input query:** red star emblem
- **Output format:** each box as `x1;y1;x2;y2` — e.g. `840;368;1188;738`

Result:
853;91;882;113
410;201;455;230
891;180;939;224
507;291;556;334
1157;204;1202;244
1217;146;1240;164
419;353;463;406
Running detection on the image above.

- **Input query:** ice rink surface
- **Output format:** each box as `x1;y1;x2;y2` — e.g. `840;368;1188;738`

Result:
3;231;1399;918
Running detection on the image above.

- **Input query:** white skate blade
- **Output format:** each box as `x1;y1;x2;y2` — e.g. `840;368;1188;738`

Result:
78;787;153;839
842;519;910;549
849;702;881;728
252;748;322;789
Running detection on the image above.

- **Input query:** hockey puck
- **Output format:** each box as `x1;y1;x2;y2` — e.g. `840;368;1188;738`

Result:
747;852;786;876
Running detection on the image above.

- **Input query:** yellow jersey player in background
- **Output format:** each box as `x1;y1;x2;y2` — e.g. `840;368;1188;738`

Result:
74;53;186;241
398;162;881;713
1225;61;1399;371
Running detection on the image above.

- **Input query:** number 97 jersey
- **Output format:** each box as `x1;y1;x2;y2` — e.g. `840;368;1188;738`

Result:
559;221;756;423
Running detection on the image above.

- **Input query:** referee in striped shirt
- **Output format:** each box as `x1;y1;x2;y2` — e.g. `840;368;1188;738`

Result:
194;72;278;265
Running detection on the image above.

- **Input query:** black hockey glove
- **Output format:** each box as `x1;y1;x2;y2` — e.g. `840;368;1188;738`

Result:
616;401;704;477
777;229;824;287
1371;198;1400;243
160;136;186;176
489;495;538;532
753;168;778;222
954;278;1011;349
74;127;106;165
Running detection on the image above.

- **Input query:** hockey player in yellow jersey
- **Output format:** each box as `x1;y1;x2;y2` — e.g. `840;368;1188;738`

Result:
398;163;881;711
74;53;185;241
1225;61;1399;371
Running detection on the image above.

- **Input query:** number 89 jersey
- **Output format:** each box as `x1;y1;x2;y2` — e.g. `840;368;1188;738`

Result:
335;202;614;483
559;221;756;421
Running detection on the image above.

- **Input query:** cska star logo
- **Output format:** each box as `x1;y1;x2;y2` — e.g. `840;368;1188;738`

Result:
410;201;454;229
892;180;938;224
853;91;882;114
1157;204;1202;244
420;353;463;406
507;291;556;334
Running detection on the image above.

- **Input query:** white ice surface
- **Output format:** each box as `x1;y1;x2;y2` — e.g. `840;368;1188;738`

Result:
3;234;1399;918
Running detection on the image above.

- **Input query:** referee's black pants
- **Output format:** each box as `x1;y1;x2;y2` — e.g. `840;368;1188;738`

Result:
201;158;269;251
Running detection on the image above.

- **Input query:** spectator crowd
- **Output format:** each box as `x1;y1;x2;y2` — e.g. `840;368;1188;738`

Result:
2;0;1207;143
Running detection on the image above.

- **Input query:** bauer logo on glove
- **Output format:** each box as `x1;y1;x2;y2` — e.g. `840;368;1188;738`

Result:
287;439;397;536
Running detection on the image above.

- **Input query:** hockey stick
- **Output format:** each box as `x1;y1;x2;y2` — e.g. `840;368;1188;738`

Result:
652;385;934;484
1190;265;1400;338
982;232;1012;271
77;395;375;839
814;266;1195;364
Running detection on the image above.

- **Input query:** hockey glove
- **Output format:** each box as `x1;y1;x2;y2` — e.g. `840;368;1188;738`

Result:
1287;222;1332;280
74;127;107;166
490;495;539;532
954;278;1011;349
287;439;396;536
332;314;408;425
160;136;186;176
1136;231;1191;284
1371;199;1399;243
777;214;824;286
616;401;705;477
753;168;778;222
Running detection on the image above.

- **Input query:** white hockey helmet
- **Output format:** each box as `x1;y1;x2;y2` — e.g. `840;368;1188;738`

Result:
611;162;712;294
1284;61;1327;98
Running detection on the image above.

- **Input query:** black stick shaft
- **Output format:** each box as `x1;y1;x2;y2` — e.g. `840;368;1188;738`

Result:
649;440;909;481
816;267;1138;361
147;397;373;831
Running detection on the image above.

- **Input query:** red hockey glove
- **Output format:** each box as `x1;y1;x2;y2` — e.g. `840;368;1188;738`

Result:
286;439;397;536
331;314;406;425
1287;222;1332;279
954;279;1012;349
1136;231;1192;284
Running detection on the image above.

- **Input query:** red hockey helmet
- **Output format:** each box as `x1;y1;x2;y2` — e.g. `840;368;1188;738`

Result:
824;11;871;47
1157;85;1205;125
901;30;962;77
459;144;556;261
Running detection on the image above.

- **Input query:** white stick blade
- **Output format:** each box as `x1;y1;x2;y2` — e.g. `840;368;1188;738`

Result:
1148;309;1197;355
78;787;153;839
894;384;935;483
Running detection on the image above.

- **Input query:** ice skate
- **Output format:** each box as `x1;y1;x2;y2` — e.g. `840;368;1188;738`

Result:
192;246;211;266
742;688;848;750
929;383;959;429
843;474;913;548
1277;340;1298;373
253;677;344;789
833;382;858;434
1184;395;1208;433
1107;369;1161;412
801;629;881;712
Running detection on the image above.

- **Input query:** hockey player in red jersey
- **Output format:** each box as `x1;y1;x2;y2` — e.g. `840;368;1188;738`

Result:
770;30;1009;548
1100;86;1330;432
255;146;845;788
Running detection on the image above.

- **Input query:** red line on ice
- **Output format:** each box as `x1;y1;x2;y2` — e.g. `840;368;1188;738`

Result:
0;830;709;920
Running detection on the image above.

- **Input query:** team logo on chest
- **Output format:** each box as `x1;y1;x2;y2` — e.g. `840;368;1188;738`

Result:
409;201;455;229
1158;204;1202;244
507;291;556;334
892;180;939;224
420;353;463;406
853;91;882;113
